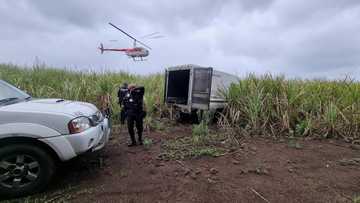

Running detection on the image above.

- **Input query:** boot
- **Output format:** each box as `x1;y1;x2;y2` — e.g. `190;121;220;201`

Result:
128;142;137;147
138;135;143;145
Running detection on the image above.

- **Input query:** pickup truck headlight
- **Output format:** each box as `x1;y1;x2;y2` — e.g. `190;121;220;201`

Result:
68;117;91;134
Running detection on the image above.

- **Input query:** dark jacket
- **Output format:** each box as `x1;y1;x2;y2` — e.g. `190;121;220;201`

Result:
118;87;128;106
123;86;145;117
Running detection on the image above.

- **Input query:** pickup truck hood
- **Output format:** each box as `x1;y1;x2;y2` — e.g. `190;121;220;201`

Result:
1;98;98;117
0;98;100;135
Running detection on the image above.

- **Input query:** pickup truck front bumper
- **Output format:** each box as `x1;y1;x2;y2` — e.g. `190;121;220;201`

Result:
41;118;111;161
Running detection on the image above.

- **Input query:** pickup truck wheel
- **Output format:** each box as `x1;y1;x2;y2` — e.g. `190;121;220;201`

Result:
0;144;55;198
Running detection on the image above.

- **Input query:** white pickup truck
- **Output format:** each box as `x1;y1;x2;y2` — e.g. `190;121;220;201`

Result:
0;79;110;198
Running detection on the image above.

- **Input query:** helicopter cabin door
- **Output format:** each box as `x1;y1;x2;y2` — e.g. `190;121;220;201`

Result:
191;67;213;110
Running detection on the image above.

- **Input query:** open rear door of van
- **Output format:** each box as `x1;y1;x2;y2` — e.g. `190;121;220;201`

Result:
191;67;213;110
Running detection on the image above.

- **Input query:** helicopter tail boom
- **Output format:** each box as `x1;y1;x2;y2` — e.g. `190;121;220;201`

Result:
98;43;134;53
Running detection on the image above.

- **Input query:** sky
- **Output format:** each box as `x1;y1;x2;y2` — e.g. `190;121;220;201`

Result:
0;0;360;79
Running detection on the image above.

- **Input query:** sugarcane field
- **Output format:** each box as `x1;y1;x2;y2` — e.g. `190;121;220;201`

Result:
1;1;360;203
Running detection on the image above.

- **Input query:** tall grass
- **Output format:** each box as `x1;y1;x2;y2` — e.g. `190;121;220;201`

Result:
2;64;359;140
220;74;360;140
0;63;166;121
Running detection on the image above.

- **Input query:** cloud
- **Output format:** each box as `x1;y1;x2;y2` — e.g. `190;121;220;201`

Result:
0;0;359;79
30;1;100;28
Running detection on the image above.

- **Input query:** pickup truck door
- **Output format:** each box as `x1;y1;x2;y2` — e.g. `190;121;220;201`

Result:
191;68;213;110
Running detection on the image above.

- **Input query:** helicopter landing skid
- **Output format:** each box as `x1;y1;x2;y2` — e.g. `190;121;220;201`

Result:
132;57;146;62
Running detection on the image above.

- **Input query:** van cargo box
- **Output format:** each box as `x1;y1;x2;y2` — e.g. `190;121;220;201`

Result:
164;64;238;115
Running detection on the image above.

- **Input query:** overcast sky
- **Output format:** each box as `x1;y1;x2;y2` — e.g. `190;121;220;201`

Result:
0;0;359;78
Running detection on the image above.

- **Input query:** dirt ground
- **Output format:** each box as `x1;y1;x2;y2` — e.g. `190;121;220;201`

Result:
8;124;360;203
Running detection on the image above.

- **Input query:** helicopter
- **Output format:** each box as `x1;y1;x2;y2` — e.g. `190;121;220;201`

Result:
99;22;161;61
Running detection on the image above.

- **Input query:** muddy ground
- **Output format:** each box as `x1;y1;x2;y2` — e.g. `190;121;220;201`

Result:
5;124;360;203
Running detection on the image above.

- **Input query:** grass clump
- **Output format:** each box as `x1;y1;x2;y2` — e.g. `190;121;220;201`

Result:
147;118;167;132
191;111;214;145
159;136;227;160
191;121;209;145
143;138;153;149
160;112;227;160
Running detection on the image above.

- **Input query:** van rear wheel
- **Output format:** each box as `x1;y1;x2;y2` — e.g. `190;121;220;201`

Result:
0;144;55;198
173;109;199;124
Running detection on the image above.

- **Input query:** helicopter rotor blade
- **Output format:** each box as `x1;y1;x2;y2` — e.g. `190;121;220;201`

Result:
141;32;160;39
135;40;152;50
148;35;165;39
108;22;152;50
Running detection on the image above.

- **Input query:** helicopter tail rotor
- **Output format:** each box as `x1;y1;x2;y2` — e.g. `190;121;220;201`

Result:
99;43;104;54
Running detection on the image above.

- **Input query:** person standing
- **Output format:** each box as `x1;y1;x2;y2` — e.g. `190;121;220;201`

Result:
123;84;146;147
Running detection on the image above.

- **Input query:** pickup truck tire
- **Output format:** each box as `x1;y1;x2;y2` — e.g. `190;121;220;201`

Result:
0;144;55;198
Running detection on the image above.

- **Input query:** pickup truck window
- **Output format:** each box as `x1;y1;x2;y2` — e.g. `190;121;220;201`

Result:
0;80;30;105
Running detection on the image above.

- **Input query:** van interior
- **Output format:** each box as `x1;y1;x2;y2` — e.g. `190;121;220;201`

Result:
166;69;190;105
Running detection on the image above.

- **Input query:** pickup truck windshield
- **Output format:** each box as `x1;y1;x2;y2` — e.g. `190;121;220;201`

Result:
0;80;30;105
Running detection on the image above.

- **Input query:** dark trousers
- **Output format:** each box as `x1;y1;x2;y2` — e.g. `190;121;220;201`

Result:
120;108;127;124
127;114;143;144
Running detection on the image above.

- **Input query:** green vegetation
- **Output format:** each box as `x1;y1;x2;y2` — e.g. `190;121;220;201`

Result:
0;63;166;122
159;134;227;160
191;121;209;145
1;64;359;141
145;118;168;132
143;138;153;149
220;74;360;140
354;195;360;203
160;115;228;160
1;185;95;203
